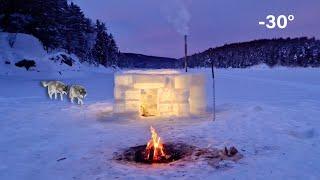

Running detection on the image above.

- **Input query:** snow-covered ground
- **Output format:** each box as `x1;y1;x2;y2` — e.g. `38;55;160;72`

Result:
0;67;320;180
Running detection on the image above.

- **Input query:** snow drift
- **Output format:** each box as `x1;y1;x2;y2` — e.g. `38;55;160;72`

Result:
0;32;86;75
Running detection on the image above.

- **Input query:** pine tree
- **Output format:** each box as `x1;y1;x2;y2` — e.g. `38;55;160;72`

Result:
92;20;109;66
1;0;35;33
30;0;68;50
64;2;91;60
107;33;119;67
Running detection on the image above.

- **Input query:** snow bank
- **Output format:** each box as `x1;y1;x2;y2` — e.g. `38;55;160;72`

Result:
0;32;114;77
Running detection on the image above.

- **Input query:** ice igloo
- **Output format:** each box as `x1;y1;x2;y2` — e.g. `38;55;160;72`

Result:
113;70;207;117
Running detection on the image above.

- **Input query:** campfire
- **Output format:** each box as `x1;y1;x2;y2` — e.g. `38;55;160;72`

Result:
145;126;166;161
114;126;243;166
131;126;194;164
114;126;195;164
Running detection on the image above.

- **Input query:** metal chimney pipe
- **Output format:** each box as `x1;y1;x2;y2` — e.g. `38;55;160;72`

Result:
184;35;188;72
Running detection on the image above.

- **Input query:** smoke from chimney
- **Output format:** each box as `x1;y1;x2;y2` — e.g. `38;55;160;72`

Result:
161;0;191;71
161;0;191;35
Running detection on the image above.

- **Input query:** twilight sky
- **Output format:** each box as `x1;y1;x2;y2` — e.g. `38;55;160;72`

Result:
72;0;320;58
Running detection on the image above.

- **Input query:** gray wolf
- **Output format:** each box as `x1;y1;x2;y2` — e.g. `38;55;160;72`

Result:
41;81;68;100
68;85;87;105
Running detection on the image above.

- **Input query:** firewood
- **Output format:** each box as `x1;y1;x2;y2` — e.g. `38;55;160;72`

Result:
229;146;238;156
224;146;229;156
57;157;66;162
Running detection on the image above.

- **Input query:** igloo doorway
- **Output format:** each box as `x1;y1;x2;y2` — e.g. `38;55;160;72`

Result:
140;89;158;116
113;70;207;117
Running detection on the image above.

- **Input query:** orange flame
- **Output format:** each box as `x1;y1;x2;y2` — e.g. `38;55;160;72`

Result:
145;126;166;161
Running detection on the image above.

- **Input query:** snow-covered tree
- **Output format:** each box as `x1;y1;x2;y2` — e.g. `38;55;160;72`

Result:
107;33;119;67
92;20;109;66
64;2;93;60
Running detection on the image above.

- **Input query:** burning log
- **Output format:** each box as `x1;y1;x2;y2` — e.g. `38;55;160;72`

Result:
144;126;166;161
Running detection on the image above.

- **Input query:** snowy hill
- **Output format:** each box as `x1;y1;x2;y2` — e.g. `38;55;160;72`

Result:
0;32;91;76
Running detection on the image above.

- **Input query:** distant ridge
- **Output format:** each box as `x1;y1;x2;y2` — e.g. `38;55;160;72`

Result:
119;37;320;69
118;53;180;69
182;37;320;68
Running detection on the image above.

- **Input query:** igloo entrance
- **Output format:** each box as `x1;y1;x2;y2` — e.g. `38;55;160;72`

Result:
113;70;207;117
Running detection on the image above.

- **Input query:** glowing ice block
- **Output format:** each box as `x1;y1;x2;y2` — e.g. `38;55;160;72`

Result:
113;70;207;117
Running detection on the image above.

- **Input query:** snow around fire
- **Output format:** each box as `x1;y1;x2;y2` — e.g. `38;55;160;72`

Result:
1;33;320;179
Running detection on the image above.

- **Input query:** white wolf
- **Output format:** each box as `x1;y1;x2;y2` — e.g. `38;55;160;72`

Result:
68;85;87;105
41;81;68;101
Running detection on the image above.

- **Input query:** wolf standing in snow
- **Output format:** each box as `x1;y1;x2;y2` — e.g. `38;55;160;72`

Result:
68;85;87;105
41;81;68;100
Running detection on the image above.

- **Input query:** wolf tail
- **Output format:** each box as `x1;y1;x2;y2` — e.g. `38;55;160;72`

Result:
41;81;49;87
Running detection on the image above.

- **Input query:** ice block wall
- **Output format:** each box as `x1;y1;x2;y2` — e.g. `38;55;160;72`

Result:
113;70;207;117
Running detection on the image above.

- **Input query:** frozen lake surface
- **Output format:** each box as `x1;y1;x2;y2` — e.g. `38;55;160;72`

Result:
0;68;319;180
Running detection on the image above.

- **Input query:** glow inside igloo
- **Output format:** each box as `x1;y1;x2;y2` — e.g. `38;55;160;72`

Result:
113;70;207;117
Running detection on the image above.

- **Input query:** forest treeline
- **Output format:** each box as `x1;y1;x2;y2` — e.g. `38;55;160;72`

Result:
185;37;320;68
0;0;119;67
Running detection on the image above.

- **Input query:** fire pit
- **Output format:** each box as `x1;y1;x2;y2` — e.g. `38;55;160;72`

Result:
114;126;243;166
114;126;195;164
116;143;196;164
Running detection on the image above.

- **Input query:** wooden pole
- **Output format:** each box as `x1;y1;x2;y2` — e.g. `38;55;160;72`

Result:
184;35;188;72
211;59;215;121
